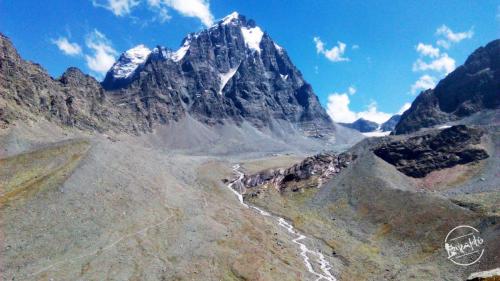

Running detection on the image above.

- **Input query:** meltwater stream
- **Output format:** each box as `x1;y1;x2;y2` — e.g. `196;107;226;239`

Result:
227;164;337;281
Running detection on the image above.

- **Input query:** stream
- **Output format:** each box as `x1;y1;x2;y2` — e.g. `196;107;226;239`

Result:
227;164;337;281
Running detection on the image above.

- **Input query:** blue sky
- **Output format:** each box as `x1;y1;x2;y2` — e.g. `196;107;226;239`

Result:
1;0;499;123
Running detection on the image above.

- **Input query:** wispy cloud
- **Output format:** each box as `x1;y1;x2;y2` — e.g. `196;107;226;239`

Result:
313;37;349;62
410;24;472;94
410;74;436;95
92;0;139;16
84;29;118;76
415;43;440;58
412;53;455;74
435;25;473;49
93;0;214;26
51;37;82;56
159;0;213;26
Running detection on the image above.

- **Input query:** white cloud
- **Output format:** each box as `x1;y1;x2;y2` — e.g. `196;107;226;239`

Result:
352;44;359;50
497;6;500;21
326;87;400;124
52;37;82;56
159;0;213;26
415;43;439;58
84;30;118;76
327;93;357;123
313;37;349;62
412;53;455;74
436;39;451;49
410;74;436;94
93;0;213;26
397;102;412;115
92;0;139;16
435;25;473;49
356;101;393;124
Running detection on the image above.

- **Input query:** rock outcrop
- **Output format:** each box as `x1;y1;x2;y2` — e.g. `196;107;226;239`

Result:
394;39;500;135
374;125;489;177
242;152;356;192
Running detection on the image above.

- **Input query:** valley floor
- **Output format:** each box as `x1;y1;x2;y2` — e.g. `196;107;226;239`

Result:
0;119;498;281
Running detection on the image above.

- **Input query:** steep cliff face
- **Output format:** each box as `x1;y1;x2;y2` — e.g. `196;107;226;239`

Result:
394;39;500;135
102;12;335;136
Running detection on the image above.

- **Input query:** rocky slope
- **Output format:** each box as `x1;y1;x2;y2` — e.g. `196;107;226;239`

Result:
239;119;499;280
374;125;489;177
394;39;500;134
0;33;141;133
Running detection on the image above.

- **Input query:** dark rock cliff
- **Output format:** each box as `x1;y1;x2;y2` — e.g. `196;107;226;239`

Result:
374;125;489;177
394;39;500;135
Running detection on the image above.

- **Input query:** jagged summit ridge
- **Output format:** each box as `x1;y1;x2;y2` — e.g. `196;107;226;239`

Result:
100;12;335;137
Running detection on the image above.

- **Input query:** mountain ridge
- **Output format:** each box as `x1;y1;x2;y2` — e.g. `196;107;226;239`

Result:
394;39;500;134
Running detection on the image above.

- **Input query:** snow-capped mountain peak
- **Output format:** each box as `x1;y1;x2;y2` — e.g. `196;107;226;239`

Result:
221;11;240;25
111;44;151;79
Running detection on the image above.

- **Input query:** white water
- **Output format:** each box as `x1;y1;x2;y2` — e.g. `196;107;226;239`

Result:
227;164;337;281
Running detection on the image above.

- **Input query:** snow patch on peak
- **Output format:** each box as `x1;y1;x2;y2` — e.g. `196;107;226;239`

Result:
171;42;190;62
241;26;264;53
222;11;240;25
219;65;240;95
112;44;151;79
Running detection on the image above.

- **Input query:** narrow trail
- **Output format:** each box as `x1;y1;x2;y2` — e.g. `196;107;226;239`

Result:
228;164;337;281
30;213;175;277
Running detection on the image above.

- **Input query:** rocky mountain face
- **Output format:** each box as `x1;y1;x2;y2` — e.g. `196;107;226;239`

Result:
374;125;489;177
394;39;500;135
0;33;152;133
101;12;335;136
0;12;336;139
339;118;378;133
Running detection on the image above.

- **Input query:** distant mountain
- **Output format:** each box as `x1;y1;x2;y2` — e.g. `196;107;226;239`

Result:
339;118;379;132
0;12;341;141
380;114;401;132
339;114;401;134
394;39;500;135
